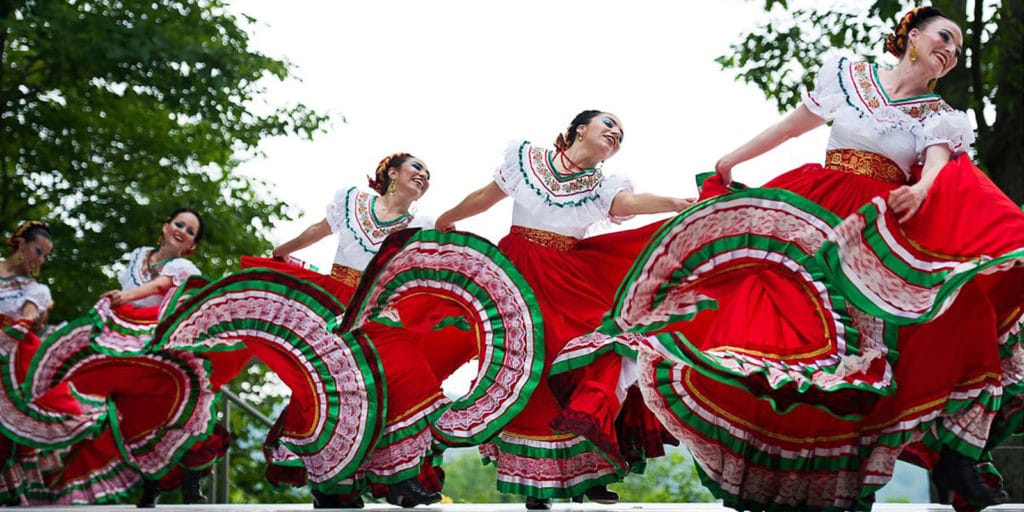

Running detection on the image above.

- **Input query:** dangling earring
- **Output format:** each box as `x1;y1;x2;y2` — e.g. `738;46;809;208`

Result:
386;180;397;196
927;78;937;92
909;43;919;64
156;235;164;247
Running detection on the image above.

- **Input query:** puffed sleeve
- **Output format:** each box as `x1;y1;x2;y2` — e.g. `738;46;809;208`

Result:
23;282;52;310
918;108;975;156
326;186;358;234
492;140;528;196
803;55;846;120
595;174;635;223
409;215;435;230
160;258;202;286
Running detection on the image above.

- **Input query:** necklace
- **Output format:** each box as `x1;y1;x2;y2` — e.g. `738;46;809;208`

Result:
146;248;175;278
557;150;591;173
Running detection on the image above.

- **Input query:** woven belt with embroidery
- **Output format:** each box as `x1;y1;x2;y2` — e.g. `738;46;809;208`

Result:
331;264;363;288
510;226;579;251
825;149;906;185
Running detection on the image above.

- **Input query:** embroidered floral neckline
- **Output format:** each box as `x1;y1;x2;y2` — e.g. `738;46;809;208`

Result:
844;60;952;120
544;151;599;182
525;144;603;198
346;189;414;252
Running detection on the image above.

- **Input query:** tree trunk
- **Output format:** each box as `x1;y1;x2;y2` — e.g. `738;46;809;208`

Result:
982;0;1024;203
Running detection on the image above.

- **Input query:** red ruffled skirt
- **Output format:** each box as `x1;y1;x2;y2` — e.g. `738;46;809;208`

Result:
233;256;470;497
483;222;672;498
609;154;1024;511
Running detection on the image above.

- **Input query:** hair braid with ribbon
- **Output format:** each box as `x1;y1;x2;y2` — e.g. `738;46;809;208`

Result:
885;6;947;58
367;152;414;196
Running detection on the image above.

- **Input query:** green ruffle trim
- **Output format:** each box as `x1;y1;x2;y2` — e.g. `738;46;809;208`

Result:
348;229;544;446
653;358;1002;512
817;198;1024;326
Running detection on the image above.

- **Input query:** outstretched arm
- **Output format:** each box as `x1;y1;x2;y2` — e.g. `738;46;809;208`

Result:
610;192;696;217
887;144;952;223
103;276;175;306
715;105;826;183
435;182;507;232
272;219;332;259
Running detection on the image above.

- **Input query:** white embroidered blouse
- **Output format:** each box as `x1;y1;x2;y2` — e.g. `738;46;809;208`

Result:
117;247;201;307
493;140;634;239
325;186;434;271
804;56;975;179
0;273;51;319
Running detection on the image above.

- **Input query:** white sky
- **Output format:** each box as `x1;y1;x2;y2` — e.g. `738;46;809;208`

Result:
231;0;833;269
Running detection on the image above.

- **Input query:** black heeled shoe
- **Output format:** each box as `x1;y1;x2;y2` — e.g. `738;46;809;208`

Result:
524;496;552;510
932;448;1010;508
136;478;161;508
312;489;364;509
584;485;619;504
387;478;441;508
570;485;620;504
181;470;208;504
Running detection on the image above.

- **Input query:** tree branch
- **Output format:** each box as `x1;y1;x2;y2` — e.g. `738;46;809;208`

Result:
969;0;989;136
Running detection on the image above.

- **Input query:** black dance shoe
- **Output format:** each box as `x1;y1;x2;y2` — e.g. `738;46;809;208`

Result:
570;485;619;504
524;496;552;510
312;489;365;509
386;478;442;508
583;485;619;504
932;448;1010;509
136;478;161;508
181;470;208;504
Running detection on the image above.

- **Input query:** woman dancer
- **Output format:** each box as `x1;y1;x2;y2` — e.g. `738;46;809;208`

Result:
436;110;694;510
0;221;59;504
24;209;248;506
589;7;1023;511
203;153;470;508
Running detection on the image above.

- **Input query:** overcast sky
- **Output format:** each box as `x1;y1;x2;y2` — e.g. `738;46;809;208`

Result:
230;0;837;268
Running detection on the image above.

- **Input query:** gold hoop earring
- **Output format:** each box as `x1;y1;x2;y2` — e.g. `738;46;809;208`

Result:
927;78;937;92
909;43;919;64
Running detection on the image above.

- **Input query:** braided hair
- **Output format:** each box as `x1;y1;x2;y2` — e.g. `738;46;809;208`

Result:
366;152;415;195
6;220;52;252
885;6;948;58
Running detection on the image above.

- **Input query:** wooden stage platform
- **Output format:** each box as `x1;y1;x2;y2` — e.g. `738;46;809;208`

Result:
20;503;1024;511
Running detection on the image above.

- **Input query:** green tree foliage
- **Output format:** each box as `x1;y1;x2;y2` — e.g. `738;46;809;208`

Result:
439;447;712;504
610;449;714;503
717;0;1023;202
441;448;519;504
0;0;330;320
221;366;307;504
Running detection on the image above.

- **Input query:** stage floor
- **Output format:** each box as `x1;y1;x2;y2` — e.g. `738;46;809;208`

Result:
20;503;1024;511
